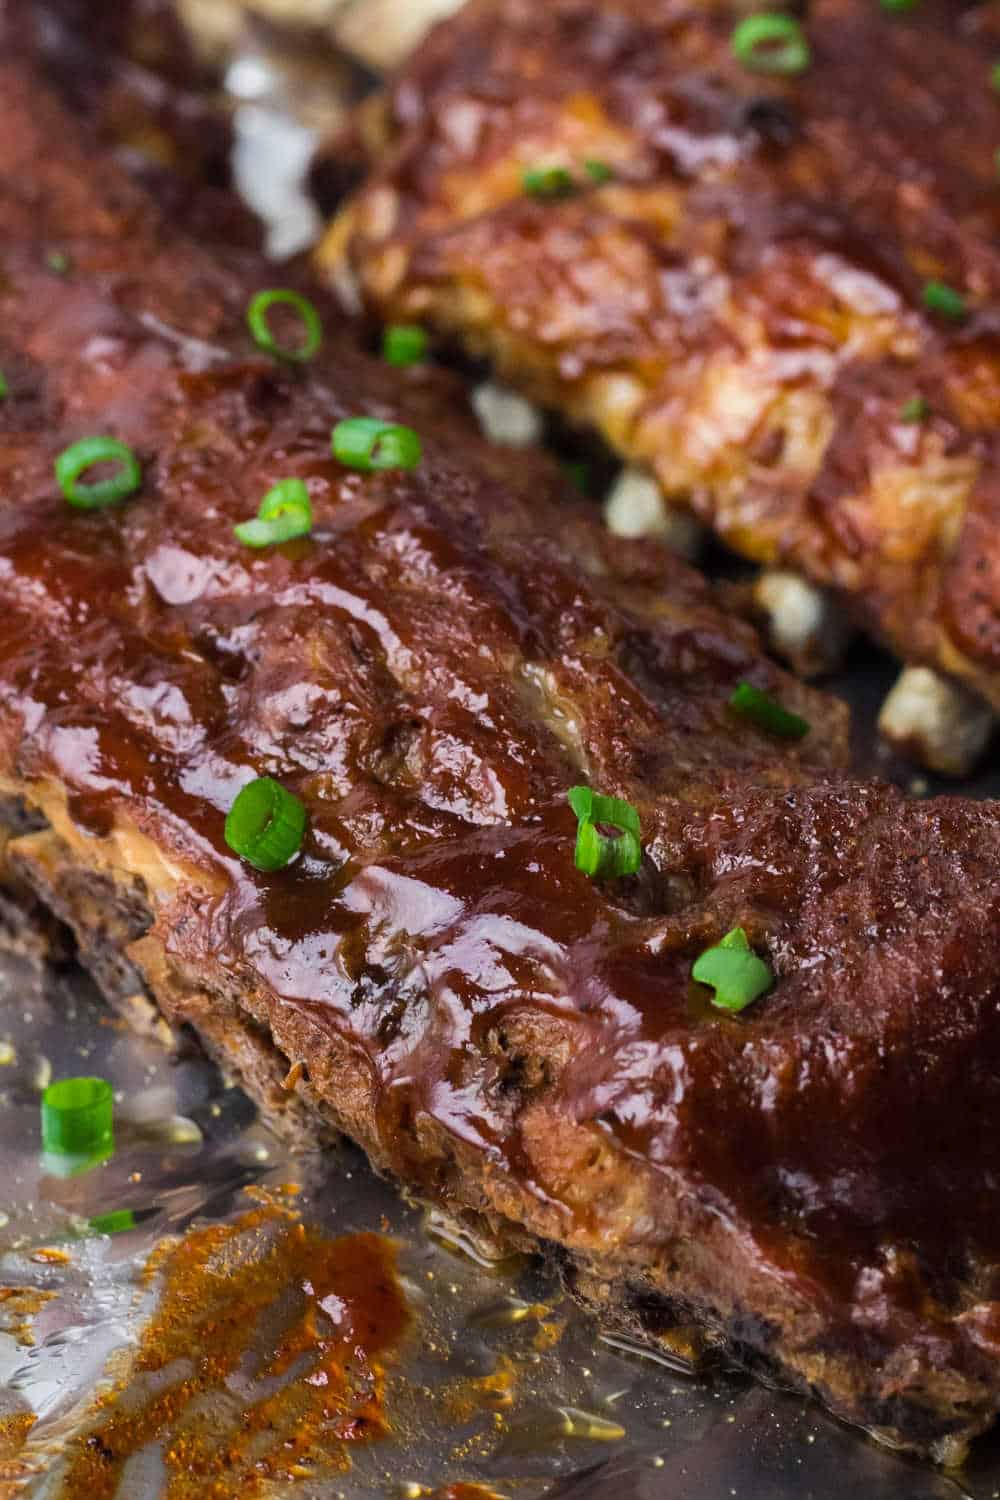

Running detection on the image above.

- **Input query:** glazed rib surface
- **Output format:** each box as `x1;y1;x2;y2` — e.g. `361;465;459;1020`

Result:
321;0;1000;709
4;38;1000;1463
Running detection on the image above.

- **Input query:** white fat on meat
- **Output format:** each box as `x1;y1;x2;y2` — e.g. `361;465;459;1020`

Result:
878;666;995;777
753;569;854;677
471;381;545;448
604;466;703;560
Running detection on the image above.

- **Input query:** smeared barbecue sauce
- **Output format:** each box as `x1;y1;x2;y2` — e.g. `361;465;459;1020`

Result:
53;1201;407;1498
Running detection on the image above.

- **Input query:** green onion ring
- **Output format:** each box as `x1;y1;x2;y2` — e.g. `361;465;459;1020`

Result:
922;280;967;322
234;477;313;548
331;417;423;472
523;164;576;198
246;288;323;363
729;681;810;740
584;160;614;184
41;1076;114;1156
692;927;773;1013
89;1209;136;1236
567;786;643;879
731;13;811;74
224;776;307;871
55;437;142;510
382;325;429;367
900;396;929;423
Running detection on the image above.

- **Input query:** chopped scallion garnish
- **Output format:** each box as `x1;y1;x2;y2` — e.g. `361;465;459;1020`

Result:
992;60;1000;93
922;280;966;321
55;437;142;510
383;325;428;367
563;460;591;493
880;0;919;12
900;396;929;423
41;1077;114;1157
692;927;773;1013
247;288;323;363
729;681;810;740
46;250;71;275
0;370;7;400
731;14;810;74
234;477;313;548
332;416;422;472
568;786;642;879
225;776;307;871
523;164;575;198
584;159;614;184
89;1209;136;1236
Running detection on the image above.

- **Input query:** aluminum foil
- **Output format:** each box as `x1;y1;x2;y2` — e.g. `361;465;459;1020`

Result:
2;947;999;1500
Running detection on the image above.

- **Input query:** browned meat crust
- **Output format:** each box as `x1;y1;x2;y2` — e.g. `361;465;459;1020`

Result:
4;37;1000;1464
17;0;262;251
320;0;1000;711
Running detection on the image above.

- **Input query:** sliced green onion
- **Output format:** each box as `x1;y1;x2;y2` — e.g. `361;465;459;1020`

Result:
992;60;1000;93
523;164;575;199
225;776;307;871
563;460;591;494
584;160;614;184
332;417;422;472
55;437;142;510
382;325;428;367
880;0;918;11
89;1209;136;1236
900;395;929;423
568;786;642;880
46;250;71;275
729;681;810;740
922;280;966;321
234;477;313;548
692;927;773;1013
247;289;323;363
0;370;7;400
731;14;810;75
42;1077;114;1156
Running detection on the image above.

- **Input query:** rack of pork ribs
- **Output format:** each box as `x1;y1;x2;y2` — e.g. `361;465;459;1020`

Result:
322;0;1000;770
3;27;1000;1467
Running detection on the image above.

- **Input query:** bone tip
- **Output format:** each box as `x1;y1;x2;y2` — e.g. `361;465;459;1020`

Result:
604;467;703;559
752;569;853;677
471;381;545;448
878;666;996;778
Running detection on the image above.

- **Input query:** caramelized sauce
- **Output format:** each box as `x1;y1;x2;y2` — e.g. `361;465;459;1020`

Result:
54;1203;408;1498
4;42;1000;1449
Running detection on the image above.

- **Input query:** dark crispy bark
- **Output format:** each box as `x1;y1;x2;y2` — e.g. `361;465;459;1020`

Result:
320;0;1000;710
3;36;1000;1465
